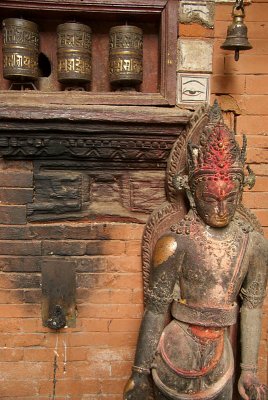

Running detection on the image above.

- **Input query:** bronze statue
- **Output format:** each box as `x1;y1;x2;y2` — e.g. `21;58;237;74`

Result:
124;102;268;400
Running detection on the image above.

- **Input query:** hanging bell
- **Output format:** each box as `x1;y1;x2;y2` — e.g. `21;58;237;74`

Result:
221;4;252;61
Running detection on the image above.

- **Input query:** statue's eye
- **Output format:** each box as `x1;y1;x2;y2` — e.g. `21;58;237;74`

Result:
202;196;216;203
182;89;203;97
227;195;236;203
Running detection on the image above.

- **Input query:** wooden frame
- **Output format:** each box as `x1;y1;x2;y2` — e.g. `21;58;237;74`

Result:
0;0;177;106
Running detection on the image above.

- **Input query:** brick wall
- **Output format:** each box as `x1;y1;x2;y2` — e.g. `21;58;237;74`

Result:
0;1;267;399
0;162;144;398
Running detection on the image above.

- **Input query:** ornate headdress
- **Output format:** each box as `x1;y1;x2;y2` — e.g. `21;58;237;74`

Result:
173;101;255;195
188;101;246;186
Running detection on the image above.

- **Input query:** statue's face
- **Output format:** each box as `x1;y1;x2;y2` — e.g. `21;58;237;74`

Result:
193;178;241;228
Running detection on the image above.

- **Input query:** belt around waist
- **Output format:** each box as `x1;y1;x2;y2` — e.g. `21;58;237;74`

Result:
171;301;238;327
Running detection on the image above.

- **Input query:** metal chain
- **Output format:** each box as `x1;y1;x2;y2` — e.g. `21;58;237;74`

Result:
235;0;244;10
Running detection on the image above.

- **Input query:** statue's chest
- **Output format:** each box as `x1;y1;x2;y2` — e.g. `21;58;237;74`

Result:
180;228;249;304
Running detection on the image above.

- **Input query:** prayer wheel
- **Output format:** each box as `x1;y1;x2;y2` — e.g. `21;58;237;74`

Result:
2;18;39;81
57;22;92;84
109;25;143;86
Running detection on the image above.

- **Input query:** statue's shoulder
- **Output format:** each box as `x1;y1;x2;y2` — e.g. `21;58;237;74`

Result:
233;215;268;257
249;228;268;256
152;214;201;268
152;233;179;268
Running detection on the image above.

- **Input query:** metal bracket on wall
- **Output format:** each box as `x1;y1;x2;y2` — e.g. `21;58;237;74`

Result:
41;259;76;329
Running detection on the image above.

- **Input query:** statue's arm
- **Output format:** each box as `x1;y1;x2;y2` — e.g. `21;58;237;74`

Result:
123;234;184;400
238;234;268;400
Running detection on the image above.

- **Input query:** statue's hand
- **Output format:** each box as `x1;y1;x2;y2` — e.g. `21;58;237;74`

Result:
238;371;268;400
123;372;154;400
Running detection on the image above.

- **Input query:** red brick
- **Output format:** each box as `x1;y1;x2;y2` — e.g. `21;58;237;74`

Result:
80;288;132;304
242;192;268;209
0;380;38;397
86;240;125;255
211;75;246;95
215;4;235;21
212;55;225;75
0;304;40;318
236;115;268;134
132;288;144;304
246;76;268;95
0;317;38;332
108;318;141;332
251;209;268;226
0;226;30;240
42;240;86;256
0;188;33;204
0;205;26;225
246;148;268;164
77;303;143;319
0;348;24;361
234;95;268;115
41;378;101;396
224;55;268;75
179;23;214;38
0;272;40;289
0;240;41;255
30;222;144;241
0;171;33;187
23;347;54;362
0;256;41;272
0;361;52;380
100;378;126;394
87;347;135;363
106;255;142;273
125;240;141;256
74;255;140;275
111;361;132;377
67;347;89;361
0;288;24;302
248;39;268;55
245;3;268;22
76;272;142;290
63;361;111;379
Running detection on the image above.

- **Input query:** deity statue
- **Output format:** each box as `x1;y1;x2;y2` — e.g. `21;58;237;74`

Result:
123;102;268;400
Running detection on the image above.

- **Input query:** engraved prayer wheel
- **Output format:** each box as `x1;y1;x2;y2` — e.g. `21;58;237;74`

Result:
2;18;39;81
109;25;143;86
57;22;92;84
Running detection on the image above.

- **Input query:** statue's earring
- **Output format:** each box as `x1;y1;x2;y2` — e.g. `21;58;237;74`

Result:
172;174;189;191
172;174;196;211
243;165;255;190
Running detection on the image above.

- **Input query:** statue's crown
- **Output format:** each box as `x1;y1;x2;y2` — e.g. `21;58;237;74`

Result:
188;101;247;182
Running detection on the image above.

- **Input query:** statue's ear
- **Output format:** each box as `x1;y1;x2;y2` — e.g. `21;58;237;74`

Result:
172;174;196;210
243;165;255;190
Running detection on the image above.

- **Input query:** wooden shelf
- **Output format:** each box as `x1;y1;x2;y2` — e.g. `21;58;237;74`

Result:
0;0;178;106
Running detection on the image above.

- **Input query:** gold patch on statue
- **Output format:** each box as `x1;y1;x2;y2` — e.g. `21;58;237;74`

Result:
153;236;177;267
124;378;135;393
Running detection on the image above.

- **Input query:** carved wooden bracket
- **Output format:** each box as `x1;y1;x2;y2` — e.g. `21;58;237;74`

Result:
0;105;191;165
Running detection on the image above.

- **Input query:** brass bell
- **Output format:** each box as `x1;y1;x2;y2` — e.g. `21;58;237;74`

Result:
221;3;252;61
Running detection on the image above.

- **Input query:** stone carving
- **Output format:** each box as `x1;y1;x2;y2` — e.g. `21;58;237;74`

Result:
179;1;215;28
124;101;268;400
